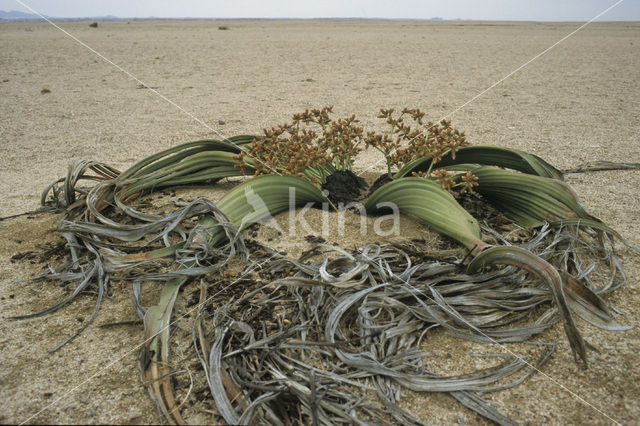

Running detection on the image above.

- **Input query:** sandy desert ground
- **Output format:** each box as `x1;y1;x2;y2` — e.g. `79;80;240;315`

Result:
1;19;639;424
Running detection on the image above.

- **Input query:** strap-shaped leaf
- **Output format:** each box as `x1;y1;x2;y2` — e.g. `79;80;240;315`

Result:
119;135;254;181
562;273;632;331
126;175;329;259
142;277;187;425
395;146;563;180
119;151;246;198
472;166;597;228
365;177;485;253
468;245;587;367
194;175;329;248
48;136;258;214
219;175;328;227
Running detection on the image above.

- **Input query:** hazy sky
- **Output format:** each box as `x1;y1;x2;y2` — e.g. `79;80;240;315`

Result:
3;0;639;21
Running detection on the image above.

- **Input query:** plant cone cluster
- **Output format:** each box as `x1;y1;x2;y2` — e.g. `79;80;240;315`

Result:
364;108;479;195
237;106;478;196
365;108;471;178
236;106;364;186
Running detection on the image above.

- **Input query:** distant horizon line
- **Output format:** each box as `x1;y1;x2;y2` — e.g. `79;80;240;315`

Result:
0;10;638;23
2;17;639;23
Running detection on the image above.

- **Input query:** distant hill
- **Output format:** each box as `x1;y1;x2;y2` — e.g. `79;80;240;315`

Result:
0;10;42;20
0;10;124;22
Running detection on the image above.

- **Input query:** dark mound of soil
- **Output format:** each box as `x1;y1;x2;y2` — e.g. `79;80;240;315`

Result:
368;173;393;196
322;170;368;205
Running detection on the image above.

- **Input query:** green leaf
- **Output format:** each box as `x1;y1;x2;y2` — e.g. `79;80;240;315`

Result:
126;174;330;261
215;174;329;230
472;166;596;228
119;137;253;182
119;151;246;198
395;146;563;180
141;276;187;424
365;177;485;253
200;175;331;249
